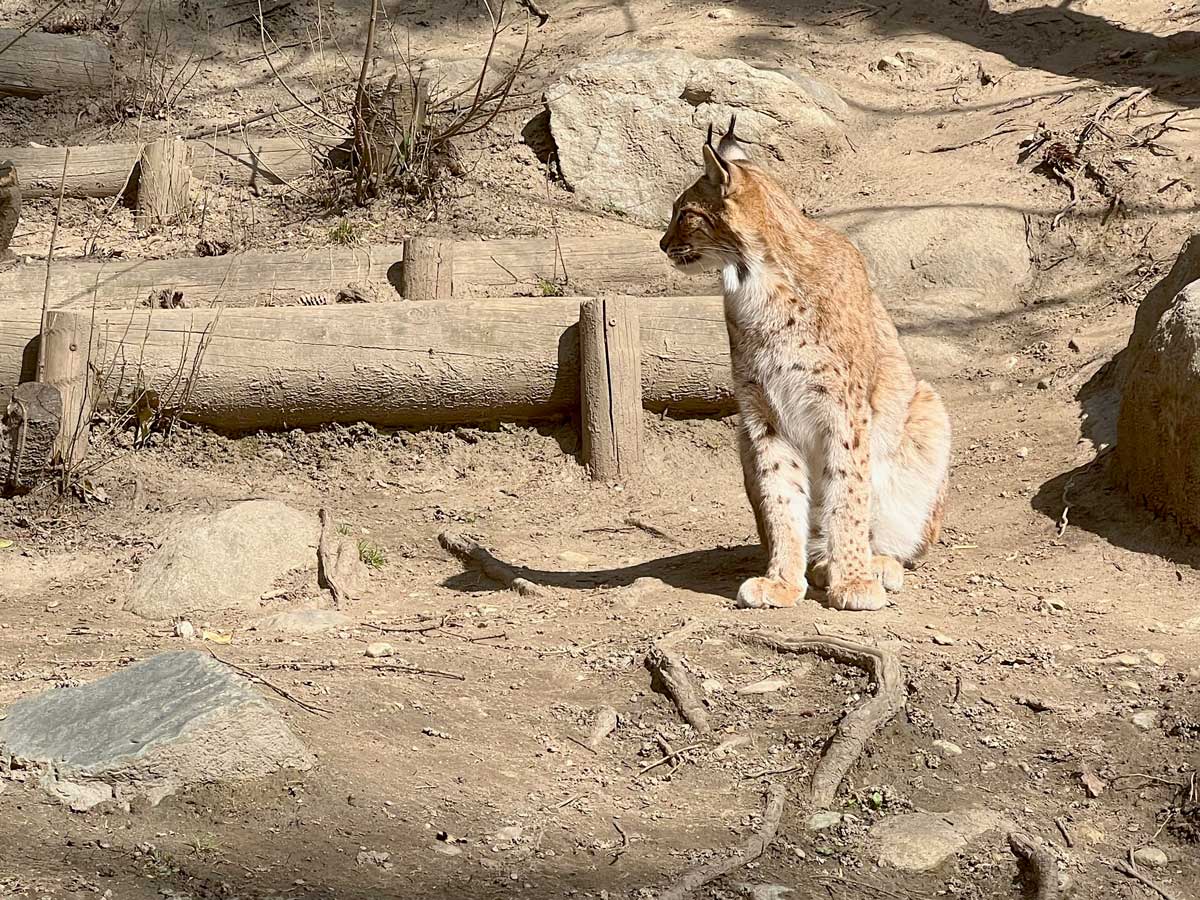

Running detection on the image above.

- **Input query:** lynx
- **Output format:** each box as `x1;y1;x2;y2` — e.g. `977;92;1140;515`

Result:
659;117;951;611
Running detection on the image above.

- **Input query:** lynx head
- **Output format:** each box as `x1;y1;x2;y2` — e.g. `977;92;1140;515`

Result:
659;115;755;273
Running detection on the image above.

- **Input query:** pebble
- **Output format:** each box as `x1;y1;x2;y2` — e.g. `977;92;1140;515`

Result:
806;811;843;831
1016;446;1030;459
1037;377;1052;390
1116;680;1142;694
701;678;725;694
1132;847;1168;868
174;620;195;639
931;632;956;646
1143;650;1167;666
493;825;523;843
933;740;963;757
1131;710;1160;731
365;642;394;659
259;447;285;461
736;677;789;695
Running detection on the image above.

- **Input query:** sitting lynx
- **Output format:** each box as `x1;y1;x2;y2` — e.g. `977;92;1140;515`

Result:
659;117;951;611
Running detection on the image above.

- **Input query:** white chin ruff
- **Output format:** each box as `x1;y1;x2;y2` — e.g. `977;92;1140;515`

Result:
670;257;711;276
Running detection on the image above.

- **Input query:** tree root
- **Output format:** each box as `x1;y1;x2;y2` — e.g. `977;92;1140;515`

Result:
1008;832;1061;900
645;644;711;735
438;531;546;598
737;632;904;808
660;782;786;900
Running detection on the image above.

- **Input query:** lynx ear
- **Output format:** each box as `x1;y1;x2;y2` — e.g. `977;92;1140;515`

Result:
702;141;730;187
717;113;749;161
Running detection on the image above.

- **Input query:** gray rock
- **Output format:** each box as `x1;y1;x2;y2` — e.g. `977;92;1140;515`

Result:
40;776;114;812
0;651;313;806
806;811;843;831
1116;278;1200;533
1117;233;1200;386
127;500;319;619
1132;847;1168;868
254;608;353;635
872;809;1008;872
1131;710;1161;731
546;49;845;223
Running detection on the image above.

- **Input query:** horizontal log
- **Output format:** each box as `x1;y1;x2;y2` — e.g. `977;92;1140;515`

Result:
2;136;318;199
0;30;113;97
0;245;405;308
0;306;41;404
62;298;735;430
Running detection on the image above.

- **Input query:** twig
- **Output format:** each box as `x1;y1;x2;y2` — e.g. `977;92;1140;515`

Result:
438;531;547;597
0;0;70;58
1008;832;1060;900
645;645;711;734
924;124;1022;153
659;782;786;900
369;662;465;681
625;515;681;544
1054;817;1073;848
516;0;550;26
256;0;349;136
744;763;805;778
610;817;629;862
224;0;292;28
366;616;447;634
207;649;332;716
1116;850;1189;900
637;742;704;778
563;733;599;755
737;632;904;808
35;149;70;381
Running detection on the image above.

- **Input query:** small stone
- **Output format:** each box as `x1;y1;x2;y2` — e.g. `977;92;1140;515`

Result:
1104;653;1142;667
1143;650;1167;666
558;550;590;566
365;642;394;659
1181;615;1200;633
1037;377;1052;390
259;447;285;461
701;678;725;694
1131;710;1160;731
932;740;962;757
1016;446;1030;459
806;811;842;831
1068;336;1084;352
1132;847;1168;868
1117;680;1142;694
174;620;195;640
875;55;906;72
931;632;955;646
1079;767;1107;799
737;677;789;695
493;825;523;842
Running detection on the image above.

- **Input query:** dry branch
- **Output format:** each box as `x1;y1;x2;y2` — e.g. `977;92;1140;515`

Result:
645;645;711;735
1008;832;1060;900
738;632;905;808
660;782;786;900
1115;853;1190;900
438;531;546;598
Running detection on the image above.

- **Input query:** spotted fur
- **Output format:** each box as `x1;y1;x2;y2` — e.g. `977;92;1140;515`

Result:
659;118;951;612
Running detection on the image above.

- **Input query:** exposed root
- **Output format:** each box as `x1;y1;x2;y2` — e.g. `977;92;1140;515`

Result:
1116;851;1190;900
660;782;786;900
645;644;711;735
737;632;904;808
438;531;546;598
1008;831;1061;900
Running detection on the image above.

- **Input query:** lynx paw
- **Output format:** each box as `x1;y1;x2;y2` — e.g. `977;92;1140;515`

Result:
872;556;905;593
806;560;830;590
828;578;888;612
736;576;806;610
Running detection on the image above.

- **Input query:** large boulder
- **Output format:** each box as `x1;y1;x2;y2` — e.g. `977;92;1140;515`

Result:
0;651;313;808
1115;279;1200;534
545;49;846;224
1117;234;1200;385
127;500;319;620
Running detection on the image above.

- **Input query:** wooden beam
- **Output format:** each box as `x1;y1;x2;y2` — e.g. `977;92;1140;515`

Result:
1;135;318;199
0;29;112;98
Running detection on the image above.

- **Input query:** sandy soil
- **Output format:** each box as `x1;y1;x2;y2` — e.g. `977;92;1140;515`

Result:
1;1;1199;899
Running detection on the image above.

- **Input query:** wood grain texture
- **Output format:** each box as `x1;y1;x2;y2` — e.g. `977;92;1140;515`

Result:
0;30;112;97
580;297;644;482
46;297;734;430
136;137;192;227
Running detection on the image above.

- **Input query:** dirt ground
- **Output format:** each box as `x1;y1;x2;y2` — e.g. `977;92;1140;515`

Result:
1;1;1199;899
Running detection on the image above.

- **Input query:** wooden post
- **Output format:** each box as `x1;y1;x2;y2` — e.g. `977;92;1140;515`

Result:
41;310;93;467
136;137;192;228
579;296;644;483
3;382;62;493
400;237;453;299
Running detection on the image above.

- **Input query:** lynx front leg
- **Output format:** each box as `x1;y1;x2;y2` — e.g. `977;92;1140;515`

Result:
736;422;810;610
822;406;886;612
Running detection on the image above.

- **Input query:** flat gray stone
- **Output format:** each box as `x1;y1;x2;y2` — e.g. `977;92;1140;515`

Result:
0;650;313;806
872;809;1008;872
253;608;353;634
126;500;319;619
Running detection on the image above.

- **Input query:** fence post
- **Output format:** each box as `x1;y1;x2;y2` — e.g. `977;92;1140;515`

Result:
579;296;643;483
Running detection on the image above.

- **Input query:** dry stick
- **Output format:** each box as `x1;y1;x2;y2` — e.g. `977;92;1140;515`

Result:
438;531;546;598
659;782;786;900
36;149;70;382
645;645;711;735
207;649;332;717
1008;832;1060;900
368;662;465;681
637;741;703;778
738;632;904;808
1115;853;1190;900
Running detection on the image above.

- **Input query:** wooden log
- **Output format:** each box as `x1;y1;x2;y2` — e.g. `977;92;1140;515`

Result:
0;159;18;264
0;135;318;199
580;297;644;482
0;30;113;98
50;298;734;431
3;381;62;493
41;310;94;467
400;237;453;300
136;137;192;228
0;306;43;403
0;244;405;308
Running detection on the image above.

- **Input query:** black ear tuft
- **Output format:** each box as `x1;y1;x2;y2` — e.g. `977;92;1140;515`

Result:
727;113;738;139
706;122;714;147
